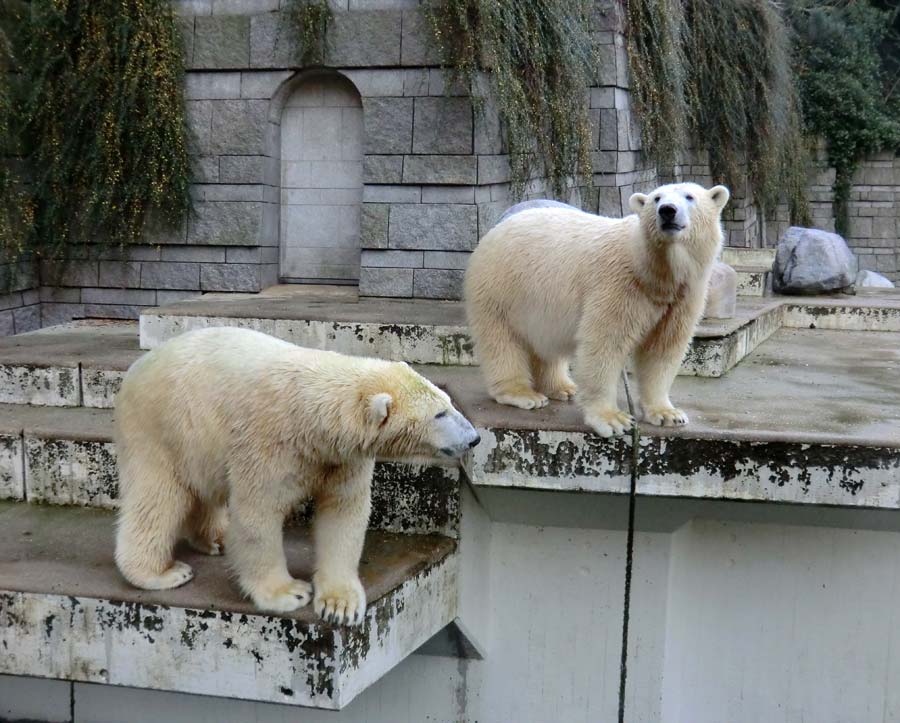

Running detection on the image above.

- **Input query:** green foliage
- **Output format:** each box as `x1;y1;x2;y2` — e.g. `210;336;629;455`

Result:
625;0;810;223
4;0;191;275
788;1;900;234
283;0;333;66
427;0;596;198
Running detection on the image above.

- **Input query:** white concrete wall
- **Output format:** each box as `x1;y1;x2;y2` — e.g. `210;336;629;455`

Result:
280;74;363;283
6;494;900;722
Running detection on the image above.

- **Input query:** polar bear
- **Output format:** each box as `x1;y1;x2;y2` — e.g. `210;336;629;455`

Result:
465;182;729;437
114;327;479;625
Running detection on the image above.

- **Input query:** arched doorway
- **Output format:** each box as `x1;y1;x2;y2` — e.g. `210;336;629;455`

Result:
279;73;363;283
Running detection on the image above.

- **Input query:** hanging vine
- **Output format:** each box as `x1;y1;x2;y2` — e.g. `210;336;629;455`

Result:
283;0;333;66
427;0;596;199
4;0;191;276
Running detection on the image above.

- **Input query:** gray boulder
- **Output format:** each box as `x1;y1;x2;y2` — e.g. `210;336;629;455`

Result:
497;199;584;226
773;226;857;295
855;269;895;289
703;261;738;319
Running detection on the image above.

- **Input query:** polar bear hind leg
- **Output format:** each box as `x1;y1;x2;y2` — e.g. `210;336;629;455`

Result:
534;356;577;401
115;443;195;590
185;497;228;556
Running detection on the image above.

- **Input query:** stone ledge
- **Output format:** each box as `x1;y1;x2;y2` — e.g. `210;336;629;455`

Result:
0;503;457;710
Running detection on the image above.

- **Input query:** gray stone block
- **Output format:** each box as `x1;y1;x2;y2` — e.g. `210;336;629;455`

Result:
225;247;260;263
40;261;98;288
41;303;85;328
0;310;13;336
389;204;477;251
194;155;219;183
401;9;441;65
219;155;267;184
83;304;145;320
12;305;40;334
326;11;402;66
200;263;261;291
188;201;265;245
174;0;212;14
81;288;157;305
361;250;423;268
362;204;390;248
186;100;214;154
39;286;81;303
402;156;476;185
474;100;503;155
342;69;405;96
477;155;510;185
191;183;266;202
193;16;250;69
412;98;472;154
212;0;279;13
240;70;292;98
249;13;295;68
210;99;269;154
423;251;470;269
157;290;204;305
161;246;227;262
363;184;421;203
422;186;476;204
185;71;242;99
98;262;141;288
364;155;404;184
402;69;429;96
413;268;464;299
364;98;413;154
178;16;195;66
140;262;201;290
359;267;413;297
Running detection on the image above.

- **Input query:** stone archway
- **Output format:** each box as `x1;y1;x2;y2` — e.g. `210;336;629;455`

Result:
279;73;363;283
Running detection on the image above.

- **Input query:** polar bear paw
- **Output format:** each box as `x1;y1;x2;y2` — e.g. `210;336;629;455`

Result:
546;380;578;402
144;561;194;590
314;575;367;626
493;385;549;410
584;408;634;438
642;405;689;427
252;579;313;613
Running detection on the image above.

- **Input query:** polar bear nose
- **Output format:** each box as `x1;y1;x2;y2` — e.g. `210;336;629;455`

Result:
468;434;481;449
659;204;677;221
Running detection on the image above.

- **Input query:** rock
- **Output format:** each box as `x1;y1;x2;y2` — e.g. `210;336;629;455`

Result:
773;226;857;295
703;261;738;319
855;269;895;288
498;199;584;226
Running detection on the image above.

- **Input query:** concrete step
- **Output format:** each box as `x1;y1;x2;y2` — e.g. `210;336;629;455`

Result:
734;266;772;297
0;502;457;710
434;327;899;509
138;286;784;378
721;247;776;269
0;405;462;538
784;290;900;332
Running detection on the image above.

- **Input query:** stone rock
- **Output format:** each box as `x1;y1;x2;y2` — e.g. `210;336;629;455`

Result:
703;262;737;319
389;204;477;251
855;269;895;288
773;226;857;295
497;199;583;225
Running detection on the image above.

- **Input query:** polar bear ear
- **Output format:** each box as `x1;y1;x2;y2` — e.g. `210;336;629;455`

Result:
367;393;393;427
710;185;730;210
628;193;649;213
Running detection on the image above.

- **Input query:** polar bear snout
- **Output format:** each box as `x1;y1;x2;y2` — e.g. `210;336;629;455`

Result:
656;197;688;234
434;409;480;458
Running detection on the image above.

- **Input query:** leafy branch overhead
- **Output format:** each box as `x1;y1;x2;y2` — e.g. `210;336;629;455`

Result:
426;0;597;199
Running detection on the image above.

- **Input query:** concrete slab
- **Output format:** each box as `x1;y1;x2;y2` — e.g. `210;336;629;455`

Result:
0;502;457;709
785;289;900;332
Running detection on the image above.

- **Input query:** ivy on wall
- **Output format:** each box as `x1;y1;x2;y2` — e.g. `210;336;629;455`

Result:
426;0;596;199
788;0;900;234
0;0;191;284
625;0;810;224
284;0;333;66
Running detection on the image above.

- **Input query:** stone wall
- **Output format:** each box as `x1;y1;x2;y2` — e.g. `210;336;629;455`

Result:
0;262;39;335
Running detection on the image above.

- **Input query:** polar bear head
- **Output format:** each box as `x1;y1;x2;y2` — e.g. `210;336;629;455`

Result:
628;182;730;248
362;363;480;460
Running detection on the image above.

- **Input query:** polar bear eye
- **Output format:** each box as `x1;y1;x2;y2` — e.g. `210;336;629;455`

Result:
685;194;695;201
654;195;661;202
435;410;448;419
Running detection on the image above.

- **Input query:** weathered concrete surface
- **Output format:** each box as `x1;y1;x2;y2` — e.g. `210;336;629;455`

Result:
0;502;457;709
138;285;782;376
0;321;140;408
434;327;900;507
734;267;771;297
784;289;900;332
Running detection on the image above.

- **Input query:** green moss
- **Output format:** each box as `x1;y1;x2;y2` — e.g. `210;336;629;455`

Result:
283;0;333;66
427;0;595;199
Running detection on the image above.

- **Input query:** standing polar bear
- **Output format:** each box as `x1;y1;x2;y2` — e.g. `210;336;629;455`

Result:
114;327;479;625
465;182;730;437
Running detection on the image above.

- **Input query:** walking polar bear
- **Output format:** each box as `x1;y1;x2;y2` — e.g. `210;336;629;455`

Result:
114;327;479;625
465;182;730;437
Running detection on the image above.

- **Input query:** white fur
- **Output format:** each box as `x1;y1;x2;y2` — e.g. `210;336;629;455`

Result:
464;182;729;437
114;327;478;625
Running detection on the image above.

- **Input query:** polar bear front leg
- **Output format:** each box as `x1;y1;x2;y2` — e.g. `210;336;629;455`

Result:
635;295;703;428
573;331;634;438
312;460;373;627
227;482;312;613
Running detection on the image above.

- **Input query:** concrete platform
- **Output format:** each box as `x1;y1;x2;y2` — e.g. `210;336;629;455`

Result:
0;502;457;709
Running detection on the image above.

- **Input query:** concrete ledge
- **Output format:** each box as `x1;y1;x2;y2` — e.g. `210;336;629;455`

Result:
0;503;457;710
785;291;900;332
